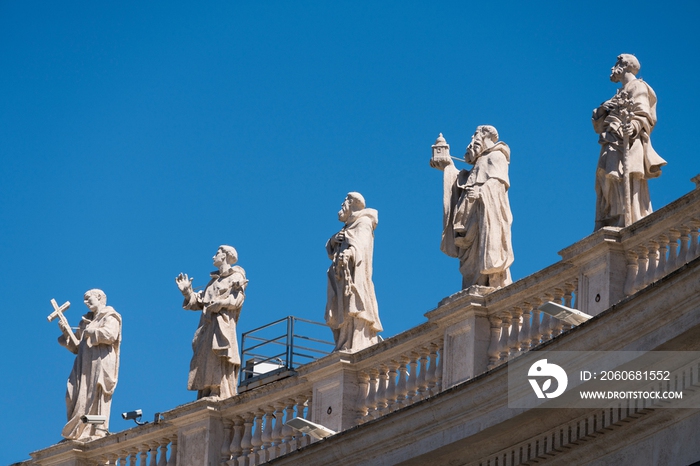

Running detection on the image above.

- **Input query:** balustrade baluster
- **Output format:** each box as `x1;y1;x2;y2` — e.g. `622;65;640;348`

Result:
301;393;312;420
435;338;444;393
300;392;313;447
291;394;310;448
367;368;379;418
634;246;649;291
251;410;264;464
157;442;168;466
426;346;438;397
416;349;430;400
228;417;244;466
686;218;700;262
282;398;301;453
396;356;410;407
279;400;295;456
487;316;502;370
668;229;681;270
260;406;274;462
540;293;553;342
689;219;700;259
386;360;399;410
166;435;177;466
240;413;254;466
148;442;159;466
508;307;522;357
656;234;670;280
646;241;659;286
269;402;285;460
356;371;370;422
294;395;307;423
624;250;639;296
519;303;532;351
529;298;543;348
679;226;691;265
498;314;511;362
407;353;419;404
129;448;138;466
139;444;149;466
562;282;576;332
377;364;390;414
551;289;565;337
220;419;233;465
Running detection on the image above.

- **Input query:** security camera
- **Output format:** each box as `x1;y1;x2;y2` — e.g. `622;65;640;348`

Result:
122;409;142;421
122;409;147;426
81;414;106;425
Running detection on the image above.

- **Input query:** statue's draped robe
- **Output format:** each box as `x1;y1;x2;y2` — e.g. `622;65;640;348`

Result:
441;142;514;289
58;306;121;440
325;208;383;351
593;79;667;229
184;266;246;399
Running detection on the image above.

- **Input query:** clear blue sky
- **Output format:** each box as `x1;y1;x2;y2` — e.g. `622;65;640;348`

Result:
1;1;698;463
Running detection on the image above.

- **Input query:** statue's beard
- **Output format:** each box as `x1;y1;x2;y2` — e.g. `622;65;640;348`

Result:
466;143;481;161
338;208;350;222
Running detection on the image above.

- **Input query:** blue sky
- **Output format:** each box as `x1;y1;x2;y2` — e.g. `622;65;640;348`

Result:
1;1;699;463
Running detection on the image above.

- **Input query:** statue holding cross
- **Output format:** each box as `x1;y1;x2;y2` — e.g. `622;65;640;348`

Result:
49;290;122;441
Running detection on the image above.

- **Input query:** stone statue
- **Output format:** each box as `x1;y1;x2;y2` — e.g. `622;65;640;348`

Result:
52;289;122;441
430;127;514;290
176;245;247;399
325;192;383;352
592;54;667;230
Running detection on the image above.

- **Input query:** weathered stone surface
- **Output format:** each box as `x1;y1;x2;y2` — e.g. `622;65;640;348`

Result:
325;192;383;352
431;127;514;290
176;245;248;400
53;289;121;441
593;53;667;230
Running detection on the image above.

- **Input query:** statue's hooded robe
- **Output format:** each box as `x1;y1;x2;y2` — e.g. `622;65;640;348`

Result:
184;265;246;399
325;208;383;352
441;141;514;289
59;305;121;440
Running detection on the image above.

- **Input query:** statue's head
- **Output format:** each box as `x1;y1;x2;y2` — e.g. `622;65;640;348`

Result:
611;54;640;82
466;125;498;162
84;289;106;312
214;245;238;267
338;192;365;222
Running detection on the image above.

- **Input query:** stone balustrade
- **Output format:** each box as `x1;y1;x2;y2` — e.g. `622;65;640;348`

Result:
619;188;700;296
218;388;313;466
352;327;444;423
486;274;579;370
93;434;178;466
28;419;179;466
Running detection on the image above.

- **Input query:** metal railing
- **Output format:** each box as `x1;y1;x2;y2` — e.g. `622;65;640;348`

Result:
239;316;334;389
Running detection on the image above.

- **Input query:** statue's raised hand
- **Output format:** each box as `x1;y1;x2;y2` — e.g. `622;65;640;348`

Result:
429;155;452;171
176;273;194;296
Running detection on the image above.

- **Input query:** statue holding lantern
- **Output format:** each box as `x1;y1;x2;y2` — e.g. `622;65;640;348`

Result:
430;127;514;290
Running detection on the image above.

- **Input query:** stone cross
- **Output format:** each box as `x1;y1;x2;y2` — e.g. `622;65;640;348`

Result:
48;298;79;347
